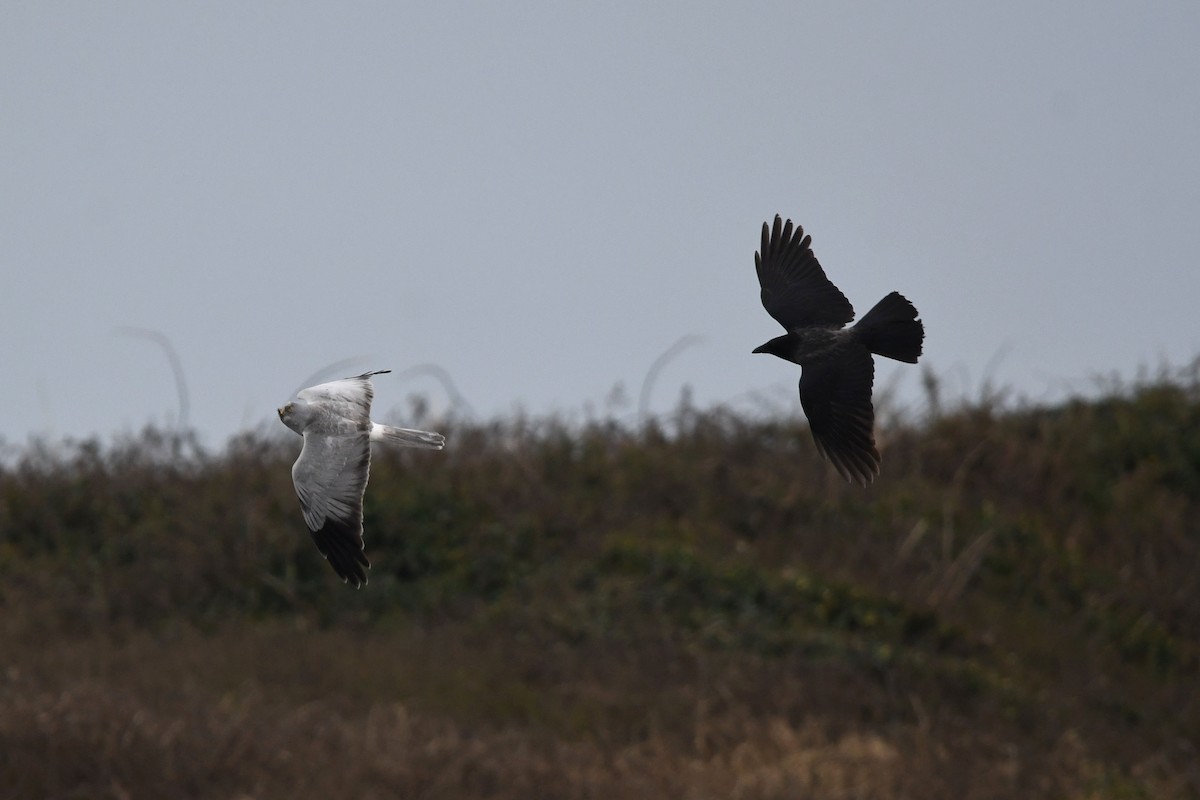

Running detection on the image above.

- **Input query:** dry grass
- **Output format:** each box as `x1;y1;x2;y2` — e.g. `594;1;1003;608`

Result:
3;625;1180;800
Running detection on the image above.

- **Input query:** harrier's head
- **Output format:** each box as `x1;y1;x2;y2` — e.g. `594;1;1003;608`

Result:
278;402;303;435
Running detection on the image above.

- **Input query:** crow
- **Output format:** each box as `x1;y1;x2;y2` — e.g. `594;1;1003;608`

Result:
752;215;924;485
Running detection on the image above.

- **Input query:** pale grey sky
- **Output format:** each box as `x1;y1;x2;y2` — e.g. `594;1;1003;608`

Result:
4;2;1199;444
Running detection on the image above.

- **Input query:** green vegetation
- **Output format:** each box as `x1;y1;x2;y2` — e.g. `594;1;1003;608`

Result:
2;368;1198;798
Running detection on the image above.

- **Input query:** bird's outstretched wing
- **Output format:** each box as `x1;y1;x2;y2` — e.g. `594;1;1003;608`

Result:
755;215;855;331
291;430;372;586
296;370;390;429
799;344;880;486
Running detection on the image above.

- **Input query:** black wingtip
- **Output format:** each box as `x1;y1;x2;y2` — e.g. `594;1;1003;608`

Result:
310;518;371;588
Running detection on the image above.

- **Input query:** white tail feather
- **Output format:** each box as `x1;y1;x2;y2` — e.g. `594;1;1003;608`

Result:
370;423;445;449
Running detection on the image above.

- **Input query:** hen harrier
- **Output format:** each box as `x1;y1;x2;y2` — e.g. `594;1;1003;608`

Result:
752;216;924;485
278;369;445;586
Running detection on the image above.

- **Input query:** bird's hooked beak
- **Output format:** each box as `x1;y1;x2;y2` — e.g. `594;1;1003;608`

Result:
751;343;768;354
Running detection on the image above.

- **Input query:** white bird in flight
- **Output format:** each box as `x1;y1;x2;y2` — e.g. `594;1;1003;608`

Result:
278;370;445;587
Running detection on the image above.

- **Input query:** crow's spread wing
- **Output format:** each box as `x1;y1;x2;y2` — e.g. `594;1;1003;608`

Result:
755;215;855;331
799;344;880;486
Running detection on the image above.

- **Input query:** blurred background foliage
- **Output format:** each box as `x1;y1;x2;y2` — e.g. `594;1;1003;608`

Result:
1;365;1198;798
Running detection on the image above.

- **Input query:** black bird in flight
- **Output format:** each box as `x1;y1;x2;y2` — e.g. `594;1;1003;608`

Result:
752;215;924;485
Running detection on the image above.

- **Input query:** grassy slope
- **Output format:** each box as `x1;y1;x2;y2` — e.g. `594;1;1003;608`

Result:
1;376;1198;798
